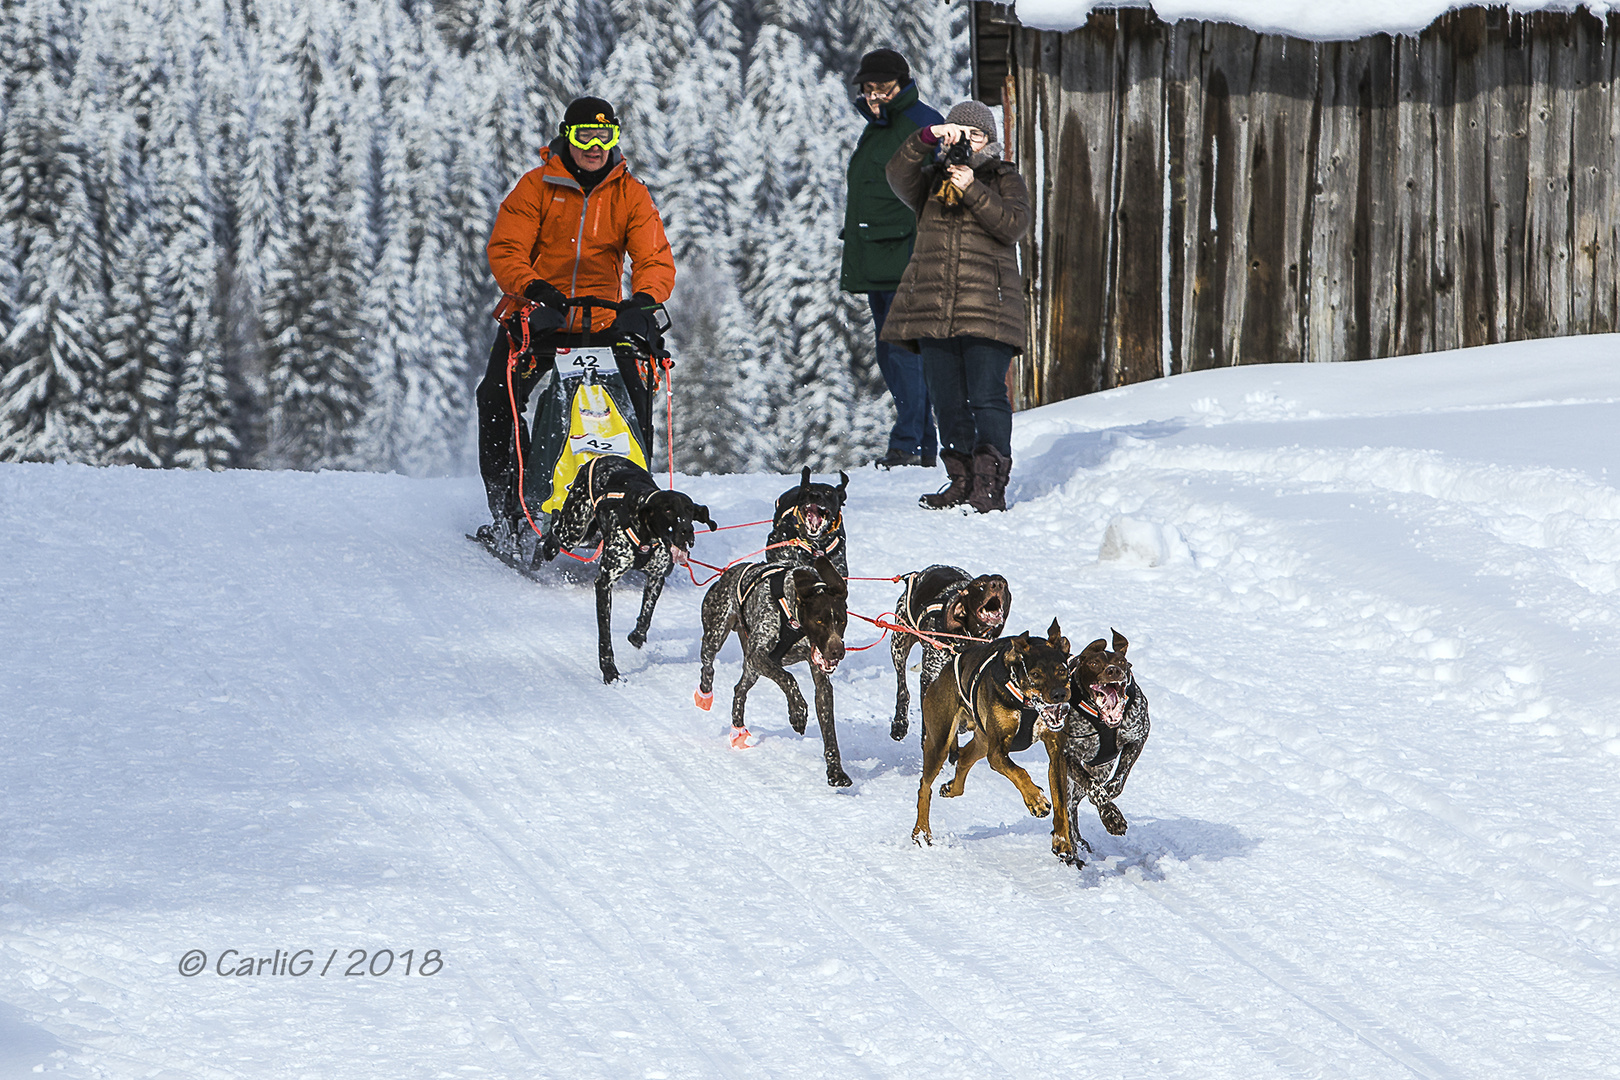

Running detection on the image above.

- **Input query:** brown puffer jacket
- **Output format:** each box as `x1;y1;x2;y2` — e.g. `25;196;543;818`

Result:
879;131;1030;354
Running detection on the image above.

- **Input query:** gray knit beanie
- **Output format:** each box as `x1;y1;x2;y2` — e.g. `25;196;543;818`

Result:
945;100;997;145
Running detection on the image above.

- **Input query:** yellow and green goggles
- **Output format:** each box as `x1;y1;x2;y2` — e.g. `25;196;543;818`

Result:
565;123;620;151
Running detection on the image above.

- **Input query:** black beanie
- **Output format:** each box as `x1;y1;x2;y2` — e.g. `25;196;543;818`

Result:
852;49;910;86
560;96;618;131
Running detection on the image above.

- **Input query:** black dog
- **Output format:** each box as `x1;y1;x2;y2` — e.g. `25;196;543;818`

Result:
541;454;716;684
888;566;1011;741
767;468;849;578
1045;630;1151;865
694;555;852;787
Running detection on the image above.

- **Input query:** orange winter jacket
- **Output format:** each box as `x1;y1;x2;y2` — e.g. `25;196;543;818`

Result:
486;145;676;334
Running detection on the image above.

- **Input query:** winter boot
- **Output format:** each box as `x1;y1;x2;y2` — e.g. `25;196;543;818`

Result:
919;450;975;510
968;444;1012;513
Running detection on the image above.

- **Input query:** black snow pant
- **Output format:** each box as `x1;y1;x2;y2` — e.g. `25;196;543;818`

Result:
476;326;557;526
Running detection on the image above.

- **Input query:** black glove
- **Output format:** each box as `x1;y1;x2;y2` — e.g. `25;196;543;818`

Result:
610;292;662;347
515;280;565;337
524;279;566;309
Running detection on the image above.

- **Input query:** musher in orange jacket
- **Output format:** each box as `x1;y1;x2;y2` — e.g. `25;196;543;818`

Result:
475;96;676;548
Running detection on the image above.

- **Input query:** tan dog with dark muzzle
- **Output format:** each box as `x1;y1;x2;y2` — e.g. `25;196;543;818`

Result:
912;621;1073;846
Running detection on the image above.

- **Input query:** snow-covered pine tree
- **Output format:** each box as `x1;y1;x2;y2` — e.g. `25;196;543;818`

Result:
721;23;880;472
599;0;686;194
157;50;236;471
894;0;970;110
260;7;368;470
0;3;108;463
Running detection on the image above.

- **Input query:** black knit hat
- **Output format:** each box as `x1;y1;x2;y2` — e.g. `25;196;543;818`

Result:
852;49;910;86
560;96;618;132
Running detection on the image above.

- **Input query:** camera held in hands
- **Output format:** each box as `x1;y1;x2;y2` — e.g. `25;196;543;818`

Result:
942;136;975;167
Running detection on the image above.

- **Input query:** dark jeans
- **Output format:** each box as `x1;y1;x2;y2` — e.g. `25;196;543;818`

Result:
868;291;937;457
917;336;1016;458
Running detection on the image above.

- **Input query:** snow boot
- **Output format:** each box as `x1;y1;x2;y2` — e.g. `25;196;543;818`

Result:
919;450;974;510
968;444;1012;513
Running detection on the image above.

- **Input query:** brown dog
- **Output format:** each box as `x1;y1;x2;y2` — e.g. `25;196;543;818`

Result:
1044;630;1151;864
889;566;1011;741
912;621;1073;846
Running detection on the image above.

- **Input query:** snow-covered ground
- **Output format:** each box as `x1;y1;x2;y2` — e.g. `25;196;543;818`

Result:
3;336;1619;1079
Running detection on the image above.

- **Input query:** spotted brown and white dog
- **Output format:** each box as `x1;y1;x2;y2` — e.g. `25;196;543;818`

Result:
541;454;716;684
766;468;849;578
1044;629;1151;865
912;622;1073;846
888;565;1011;742
694;554;852;787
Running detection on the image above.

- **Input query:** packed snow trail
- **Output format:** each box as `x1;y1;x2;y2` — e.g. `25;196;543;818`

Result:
2;338;1618;1079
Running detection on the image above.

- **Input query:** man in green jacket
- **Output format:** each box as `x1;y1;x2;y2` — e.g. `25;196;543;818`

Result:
841;49;943;469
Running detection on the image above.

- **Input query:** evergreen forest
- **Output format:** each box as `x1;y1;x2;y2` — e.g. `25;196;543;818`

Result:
0;0;968;475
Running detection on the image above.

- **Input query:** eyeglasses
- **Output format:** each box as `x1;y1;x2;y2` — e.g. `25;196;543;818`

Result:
565;123;620;151
861;82;900;100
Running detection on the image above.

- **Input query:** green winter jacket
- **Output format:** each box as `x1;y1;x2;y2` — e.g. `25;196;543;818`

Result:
839;84;944;293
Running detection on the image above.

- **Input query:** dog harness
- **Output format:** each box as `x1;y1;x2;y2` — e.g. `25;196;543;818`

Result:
579;455;657;553
737;565;810;661
897;568;965;633
1070;699;1122;768
952;644;1046;753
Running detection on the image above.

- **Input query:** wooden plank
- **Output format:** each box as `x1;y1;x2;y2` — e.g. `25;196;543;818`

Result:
1051;14;1120;398
1009;25;1045;409
1237;31;1319;365
1163;20;1208;375
1308;40;1359;363
1598;14;1620;332
1392;32;1437;357
1521;12;1576;338
1448;8;1499;347
1423;19;1462;354
1107;8;1167;386
1568;9;1614;334
1183;23;1245;369
1491;10;1532;341
1359;35;1402;362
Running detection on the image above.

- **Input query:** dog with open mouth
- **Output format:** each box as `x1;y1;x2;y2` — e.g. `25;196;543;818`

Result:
541;454;716;684
1044;629;1151;865
694;554;853;787
766;467;850;578
912;621;1073;846
888;565;1011;742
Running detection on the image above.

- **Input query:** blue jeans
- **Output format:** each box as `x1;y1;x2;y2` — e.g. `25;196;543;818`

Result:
868;292;937;458
918;337;1016;458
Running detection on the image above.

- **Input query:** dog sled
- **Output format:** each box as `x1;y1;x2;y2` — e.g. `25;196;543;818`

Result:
480;293;672;567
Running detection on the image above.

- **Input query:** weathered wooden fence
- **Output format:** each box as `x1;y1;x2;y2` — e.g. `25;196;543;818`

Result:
998;6;1620;408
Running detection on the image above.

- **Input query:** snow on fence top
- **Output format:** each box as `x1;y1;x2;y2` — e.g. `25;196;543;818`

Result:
1014;0;1616;40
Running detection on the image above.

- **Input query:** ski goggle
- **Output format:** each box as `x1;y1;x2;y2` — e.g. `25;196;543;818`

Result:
565;123;620;151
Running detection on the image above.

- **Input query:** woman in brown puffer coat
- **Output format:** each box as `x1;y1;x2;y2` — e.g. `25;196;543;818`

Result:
881;100;1029;513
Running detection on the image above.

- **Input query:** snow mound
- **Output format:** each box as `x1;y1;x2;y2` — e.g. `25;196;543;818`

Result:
1098;514;1192;567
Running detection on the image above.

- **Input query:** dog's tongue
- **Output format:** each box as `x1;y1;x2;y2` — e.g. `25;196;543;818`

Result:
1092;683;1127;726
670;546;689;566
811;647;838;673
805;507;825;532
